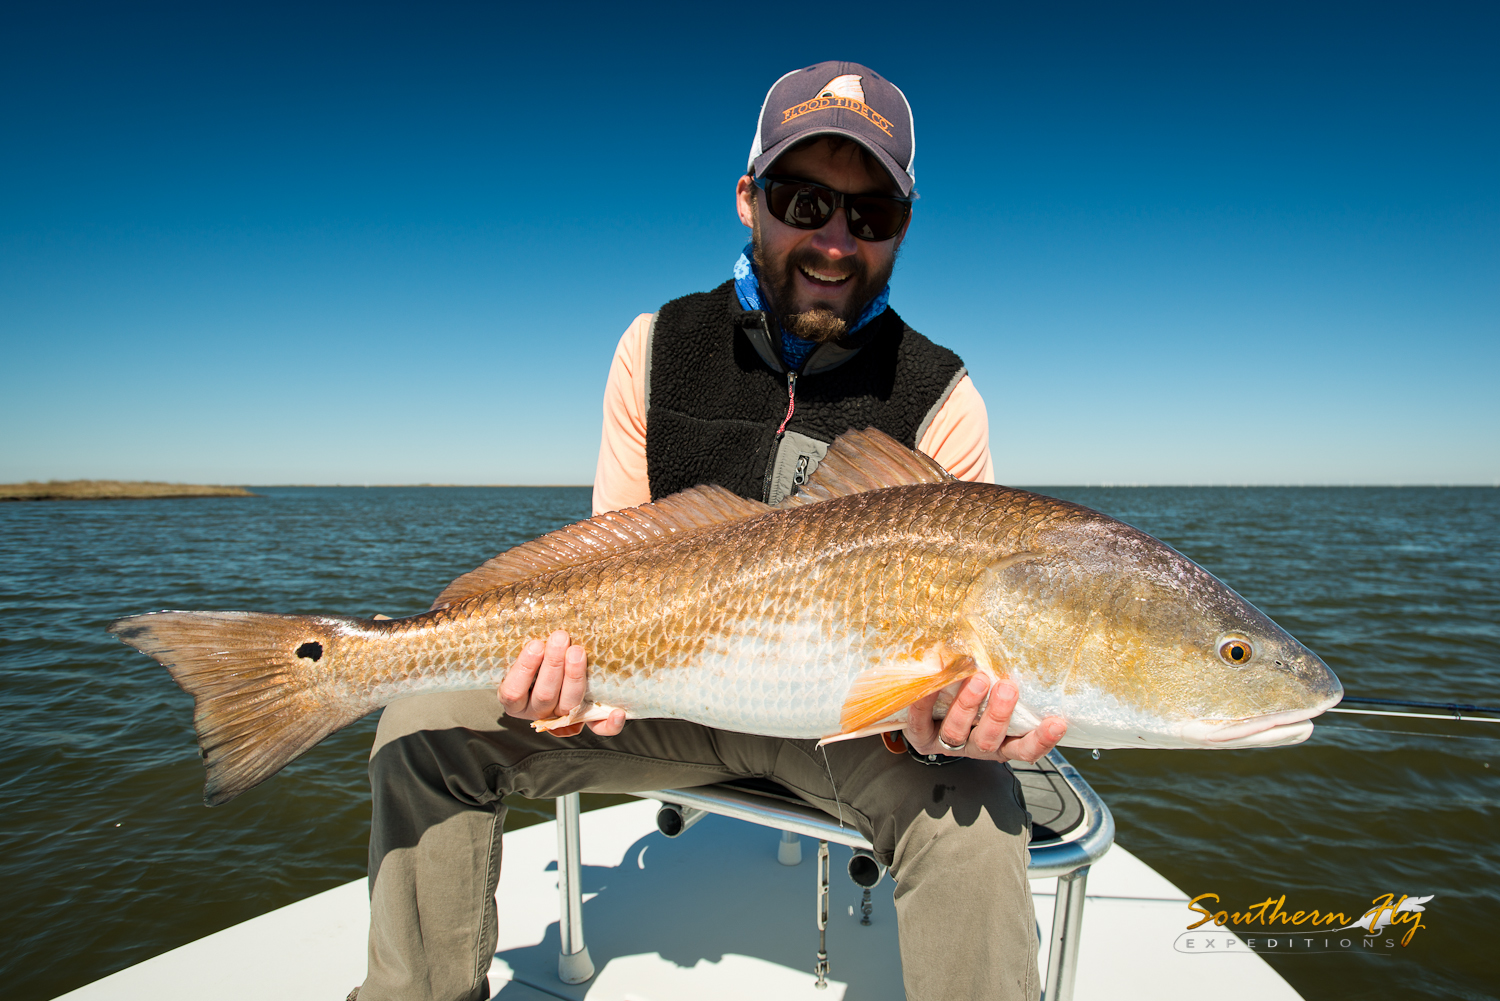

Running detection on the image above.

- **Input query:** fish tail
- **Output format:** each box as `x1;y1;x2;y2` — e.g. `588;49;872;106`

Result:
108;610;367;806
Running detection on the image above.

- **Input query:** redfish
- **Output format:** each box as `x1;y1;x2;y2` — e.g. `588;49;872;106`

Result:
110;430;1342;805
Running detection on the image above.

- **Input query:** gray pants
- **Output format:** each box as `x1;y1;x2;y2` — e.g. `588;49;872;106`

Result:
361;690;1039;1001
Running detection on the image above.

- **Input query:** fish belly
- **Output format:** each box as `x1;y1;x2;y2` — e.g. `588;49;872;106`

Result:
584;610;881;739
1011;673;1216;749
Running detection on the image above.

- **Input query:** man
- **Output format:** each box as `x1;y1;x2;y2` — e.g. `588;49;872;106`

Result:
360;61;1066;1001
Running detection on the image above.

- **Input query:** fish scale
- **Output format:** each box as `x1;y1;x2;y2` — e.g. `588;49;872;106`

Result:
461;487;992;735
375;486;985;728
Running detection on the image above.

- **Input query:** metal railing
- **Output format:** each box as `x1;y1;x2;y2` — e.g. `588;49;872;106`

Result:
552;748;1113;999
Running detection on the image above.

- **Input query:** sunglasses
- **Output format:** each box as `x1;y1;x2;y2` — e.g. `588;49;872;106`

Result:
752;174;913;242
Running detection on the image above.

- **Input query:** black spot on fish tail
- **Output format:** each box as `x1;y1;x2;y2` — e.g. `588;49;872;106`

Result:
296;641;323;662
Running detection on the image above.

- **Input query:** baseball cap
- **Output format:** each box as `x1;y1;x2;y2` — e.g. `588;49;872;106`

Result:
747;61;916;197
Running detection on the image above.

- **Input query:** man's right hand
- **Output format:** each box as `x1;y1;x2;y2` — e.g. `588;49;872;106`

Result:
498;629;626;738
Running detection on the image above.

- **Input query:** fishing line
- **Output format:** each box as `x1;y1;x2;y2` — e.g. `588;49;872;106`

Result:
1314;724;1500;743
1318;695;1500;743
1327;707;1500;723
819;744;847;830
1337;696;1500;718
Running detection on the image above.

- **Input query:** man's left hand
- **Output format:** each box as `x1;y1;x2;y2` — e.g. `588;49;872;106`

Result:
903;675;1066;764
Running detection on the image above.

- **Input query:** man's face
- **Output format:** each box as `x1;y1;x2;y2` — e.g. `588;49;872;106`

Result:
736;138;910;342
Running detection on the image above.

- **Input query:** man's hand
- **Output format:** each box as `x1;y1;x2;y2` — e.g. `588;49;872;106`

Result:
904;675;1066;763
498;629;626;738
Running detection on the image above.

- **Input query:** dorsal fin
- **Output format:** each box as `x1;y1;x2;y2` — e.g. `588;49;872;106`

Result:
778;427;952;508
432;485;770;609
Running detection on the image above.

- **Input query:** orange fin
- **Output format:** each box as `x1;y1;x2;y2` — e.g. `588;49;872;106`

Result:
838;645;980;735
815;717;910;747
777;428;952;509
434;485;769;609
531;702;627;732
924;617;1007;723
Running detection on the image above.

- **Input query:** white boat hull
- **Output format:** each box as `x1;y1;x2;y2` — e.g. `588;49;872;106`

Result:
55;800;1304;1001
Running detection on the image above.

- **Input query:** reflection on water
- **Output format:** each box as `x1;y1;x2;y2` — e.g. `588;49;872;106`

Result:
1;486;1495;1000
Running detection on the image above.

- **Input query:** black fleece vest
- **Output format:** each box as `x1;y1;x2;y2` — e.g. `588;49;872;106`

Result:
645;280;966;503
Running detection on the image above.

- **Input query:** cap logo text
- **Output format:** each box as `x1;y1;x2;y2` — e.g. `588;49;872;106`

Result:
782;75;893;136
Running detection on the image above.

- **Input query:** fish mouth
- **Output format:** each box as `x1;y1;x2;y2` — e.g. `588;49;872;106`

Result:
1183;701;1336;748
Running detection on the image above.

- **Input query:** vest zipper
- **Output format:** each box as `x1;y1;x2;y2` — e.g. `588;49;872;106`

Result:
776;371;798;437
762;370;799;503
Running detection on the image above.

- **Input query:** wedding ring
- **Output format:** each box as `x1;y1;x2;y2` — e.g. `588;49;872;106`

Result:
937;735;967;752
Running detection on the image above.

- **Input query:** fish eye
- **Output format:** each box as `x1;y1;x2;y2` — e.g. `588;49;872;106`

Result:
1218;636;1254;666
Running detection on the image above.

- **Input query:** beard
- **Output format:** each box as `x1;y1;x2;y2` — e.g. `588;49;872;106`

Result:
751;222;895;345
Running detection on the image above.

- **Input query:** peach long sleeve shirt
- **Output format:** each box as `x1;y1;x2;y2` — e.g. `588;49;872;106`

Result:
593;313;994;515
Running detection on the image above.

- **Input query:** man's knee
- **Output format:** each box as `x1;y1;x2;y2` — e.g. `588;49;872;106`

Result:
930;761;1029;828
372;690;505;757
887;761;1030;869
368;693;519;828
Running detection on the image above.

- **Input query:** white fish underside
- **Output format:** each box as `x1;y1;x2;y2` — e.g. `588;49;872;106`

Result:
356;608;1315;750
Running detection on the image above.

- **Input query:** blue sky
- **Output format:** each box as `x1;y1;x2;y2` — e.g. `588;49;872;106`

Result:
2;1;1495;485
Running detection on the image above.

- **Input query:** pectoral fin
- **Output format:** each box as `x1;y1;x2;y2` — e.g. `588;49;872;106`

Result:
837;645;980;736
815;717;910;747
532;702;629;732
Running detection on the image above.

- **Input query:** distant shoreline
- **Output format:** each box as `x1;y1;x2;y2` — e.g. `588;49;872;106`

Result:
0;481;257;501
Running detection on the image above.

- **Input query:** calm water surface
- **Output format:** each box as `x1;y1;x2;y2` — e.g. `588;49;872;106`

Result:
1;487;1496;1000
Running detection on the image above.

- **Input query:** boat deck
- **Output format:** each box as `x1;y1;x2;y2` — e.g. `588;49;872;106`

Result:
57;798;1303;1000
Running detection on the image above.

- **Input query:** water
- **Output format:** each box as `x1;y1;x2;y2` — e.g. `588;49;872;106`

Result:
1;486;1496;1000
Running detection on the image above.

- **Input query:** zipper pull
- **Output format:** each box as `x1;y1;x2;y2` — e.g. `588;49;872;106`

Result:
775;371;798;437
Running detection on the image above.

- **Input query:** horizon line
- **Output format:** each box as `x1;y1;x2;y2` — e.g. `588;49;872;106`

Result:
7;480;1497;490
